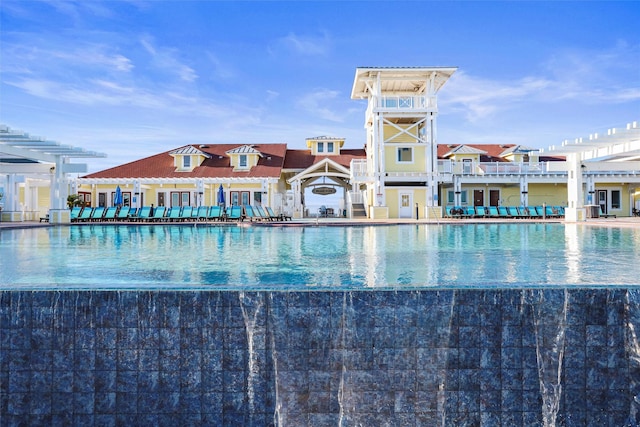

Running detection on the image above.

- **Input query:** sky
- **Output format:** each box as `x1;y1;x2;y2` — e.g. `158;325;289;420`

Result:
1;0;639;174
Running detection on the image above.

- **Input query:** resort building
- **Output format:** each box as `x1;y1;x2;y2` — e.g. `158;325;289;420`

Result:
1;67;639;223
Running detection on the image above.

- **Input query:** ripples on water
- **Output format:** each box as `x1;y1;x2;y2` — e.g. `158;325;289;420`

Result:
1;223;639;289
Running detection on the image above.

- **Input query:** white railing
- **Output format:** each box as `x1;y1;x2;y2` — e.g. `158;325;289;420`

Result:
450;161;553;176
374;95;437;111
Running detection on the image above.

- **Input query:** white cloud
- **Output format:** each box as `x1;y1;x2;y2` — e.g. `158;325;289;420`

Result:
140;36;198;82
296;89;344;122
272;32;331;56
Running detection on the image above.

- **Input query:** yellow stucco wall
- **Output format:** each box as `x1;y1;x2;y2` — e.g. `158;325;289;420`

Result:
384;144;427;173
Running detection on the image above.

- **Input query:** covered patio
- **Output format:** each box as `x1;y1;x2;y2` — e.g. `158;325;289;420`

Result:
0;125;105;223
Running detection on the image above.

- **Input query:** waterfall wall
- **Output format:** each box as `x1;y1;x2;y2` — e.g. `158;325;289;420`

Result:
1;289;638;426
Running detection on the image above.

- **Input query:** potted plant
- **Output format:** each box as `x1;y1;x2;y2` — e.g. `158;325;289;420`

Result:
67;194;83;209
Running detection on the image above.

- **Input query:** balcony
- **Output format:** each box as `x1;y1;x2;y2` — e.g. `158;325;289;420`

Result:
366;95;437;117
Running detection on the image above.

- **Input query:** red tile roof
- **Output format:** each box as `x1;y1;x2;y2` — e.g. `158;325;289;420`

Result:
283;149;367;169
83;142;563;179
83;144;288;179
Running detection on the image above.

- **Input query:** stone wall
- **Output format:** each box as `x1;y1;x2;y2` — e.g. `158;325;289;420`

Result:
1;289;639;426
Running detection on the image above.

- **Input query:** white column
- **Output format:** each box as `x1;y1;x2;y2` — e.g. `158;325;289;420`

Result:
565;153;584;221
520;176;529;207
426;112;438;207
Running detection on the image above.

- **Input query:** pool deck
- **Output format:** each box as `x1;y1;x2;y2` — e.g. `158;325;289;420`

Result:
1;216;639;229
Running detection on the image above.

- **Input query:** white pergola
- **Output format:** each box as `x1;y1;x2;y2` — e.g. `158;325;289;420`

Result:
0;125;106;223
541;121;640;221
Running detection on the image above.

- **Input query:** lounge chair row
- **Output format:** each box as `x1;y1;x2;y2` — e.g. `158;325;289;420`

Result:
70;205;292;223
445;205;566;219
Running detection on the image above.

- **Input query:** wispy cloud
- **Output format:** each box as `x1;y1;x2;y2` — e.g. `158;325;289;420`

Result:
270;31;331;57
296;89;344;122
140;36;198;82
443;43;640;124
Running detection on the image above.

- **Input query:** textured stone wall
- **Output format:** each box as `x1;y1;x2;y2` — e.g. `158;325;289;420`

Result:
1;289;639;426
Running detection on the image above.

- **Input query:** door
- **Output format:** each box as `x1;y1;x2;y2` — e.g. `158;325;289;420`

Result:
157;192;165;207
399;192;412;218
474;190;484;207
489;190;500;206
98;192;106;207
598;190;607;214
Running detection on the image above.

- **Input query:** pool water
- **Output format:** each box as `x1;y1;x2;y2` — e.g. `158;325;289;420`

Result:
1;223;638;289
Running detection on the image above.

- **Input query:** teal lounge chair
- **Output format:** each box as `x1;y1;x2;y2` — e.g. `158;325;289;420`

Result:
475;206;487;218
498;206;510;218
165;207;181;221
488;206;500;218
208;206;223;221
266;206;290;221
226;205;243;221
103;207;118;221
70;206;82;222
90;207;106;221
116;207;131;220
255;206;270;220
196;206;209;221
463;206;476;217
76;207;93;222
507;206;521;218
150;206;166;221
527;207;541;218
136;206;152;221
243;205;262;221
179;206;193;221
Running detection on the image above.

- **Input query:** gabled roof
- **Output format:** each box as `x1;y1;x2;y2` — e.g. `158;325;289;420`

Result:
225;145;263;156
442;144;488;157
283;149;366;170
83;143;287;179
499;145;539;157
169;146;211;157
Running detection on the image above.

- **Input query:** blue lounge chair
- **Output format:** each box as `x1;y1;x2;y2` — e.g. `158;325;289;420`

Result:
507;207;521;218
463;206;476;217
136;206;152;221
196;206;209;221
266;206;290;221
243;205;262;221
103;207;118;221
150;206;166;221
165;207;181;221
498;206;510;218
255;206;271;220
226;205;243;221
208;206;223;221
76;207;93;222
526;207;540;218
117;207;132;221
70;206;82;222
488;206;500;218
475;206;488;218
179;206;193;221
90;207;105;221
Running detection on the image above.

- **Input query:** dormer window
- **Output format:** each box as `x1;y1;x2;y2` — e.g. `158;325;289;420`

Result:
226;145;262;171
169;146;211;172
306;136;344;156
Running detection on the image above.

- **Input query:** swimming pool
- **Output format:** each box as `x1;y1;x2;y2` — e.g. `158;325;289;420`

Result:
2;223;639;426
1;223;639;289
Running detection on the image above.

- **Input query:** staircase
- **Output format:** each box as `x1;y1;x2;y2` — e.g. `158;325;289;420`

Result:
351;203;367;218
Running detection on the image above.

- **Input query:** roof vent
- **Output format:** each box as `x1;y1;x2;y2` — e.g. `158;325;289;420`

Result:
199;145;209;148
447;144;455;148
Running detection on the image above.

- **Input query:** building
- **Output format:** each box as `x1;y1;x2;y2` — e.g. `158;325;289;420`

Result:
2;67;640;222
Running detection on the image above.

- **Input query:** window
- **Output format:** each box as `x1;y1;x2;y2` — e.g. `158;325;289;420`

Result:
447;191;455;204
239;155;247;168
318;142;324;153
461;191;468;204
241;192;250;206
183;156;191;168
170;192;191;207
611;190;621;209
231;191;239;206
397;147;412;162
327;142;334;153
254;191;262;205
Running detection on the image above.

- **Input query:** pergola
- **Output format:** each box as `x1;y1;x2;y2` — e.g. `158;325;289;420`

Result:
0;125;106;223
541;121;640;221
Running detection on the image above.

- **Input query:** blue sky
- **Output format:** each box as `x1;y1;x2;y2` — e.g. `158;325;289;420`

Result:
1;1;639;173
